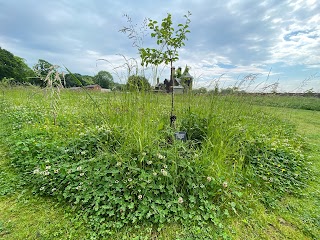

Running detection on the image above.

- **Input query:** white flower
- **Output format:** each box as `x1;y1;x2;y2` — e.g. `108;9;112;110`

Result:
222;181;228;188
77;166;82;171
163;165;167;169
157;153;165;160
54;169;59;174
67;169;72;174
116;162;122;166
161;169;168;176
45;165;51;170
142;152;147;156
153;172;157;176
147;161;153;165
128;178;132;182
115;180;119;184
138;194;143;200
40;187;45;191
44;170;50;176
207;176;212;182
33;168;40;174
178;197;184;204
80;172;84;177
51;188;56;192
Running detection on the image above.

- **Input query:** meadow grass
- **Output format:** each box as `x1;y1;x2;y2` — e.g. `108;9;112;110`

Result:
0;87;319;239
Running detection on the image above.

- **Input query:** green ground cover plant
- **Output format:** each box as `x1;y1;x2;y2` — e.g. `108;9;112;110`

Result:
0;87;317;239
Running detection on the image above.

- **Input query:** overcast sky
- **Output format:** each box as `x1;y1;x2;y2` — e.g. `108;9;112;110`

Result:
1;0;319;92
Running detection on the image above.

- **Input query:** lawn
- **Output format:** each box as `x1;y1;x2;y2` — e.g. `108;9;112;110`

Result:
0;87;319;239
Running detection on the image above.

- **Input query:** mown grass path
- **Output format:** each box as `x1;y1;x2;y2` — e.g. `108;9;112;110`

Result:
230;106;320;240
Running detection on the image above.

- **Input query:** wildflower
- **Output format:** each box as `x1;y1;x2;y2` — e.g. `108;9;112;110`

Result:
45;165;51;170
81;151;86;155
115;180;119;184
44;170;50;176
116;162;122;167
40;187;45;191
247;183;252;188
157;153;165;160
207;176;212;182
163;165;168;169
67;169;72;174
269;178;273;183
77;166;82;171
153;172;157;176
80;172;85;177
128;178;132;182
51;188;56;192
33;168;40;174
178;197;184;204
54;169;59;174
138;194;143;200
161;169;168;176
222;181;228;188
200;184;205;188
147;161;153;165
262;176;268;181
142;152;147;156
75;185;81;190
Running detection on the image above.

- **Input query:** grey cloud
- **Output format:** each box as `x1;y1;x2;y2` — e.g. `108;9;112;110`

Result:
0;0;319;91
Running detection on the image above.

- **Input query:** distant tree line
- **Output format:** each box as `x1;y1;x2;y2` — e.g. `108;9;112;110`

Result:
0;47;151;91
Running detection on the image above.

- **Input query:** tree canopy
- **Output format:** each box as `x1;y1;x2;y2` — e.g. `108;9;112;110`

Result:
139;12;191;69
126;75;151;91
93;71;114;89
0;47;35;83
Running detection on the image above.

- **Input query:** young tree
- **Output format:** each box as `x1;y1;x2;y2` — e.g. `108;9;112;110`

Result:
139;12;191;126
139;12;191;80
